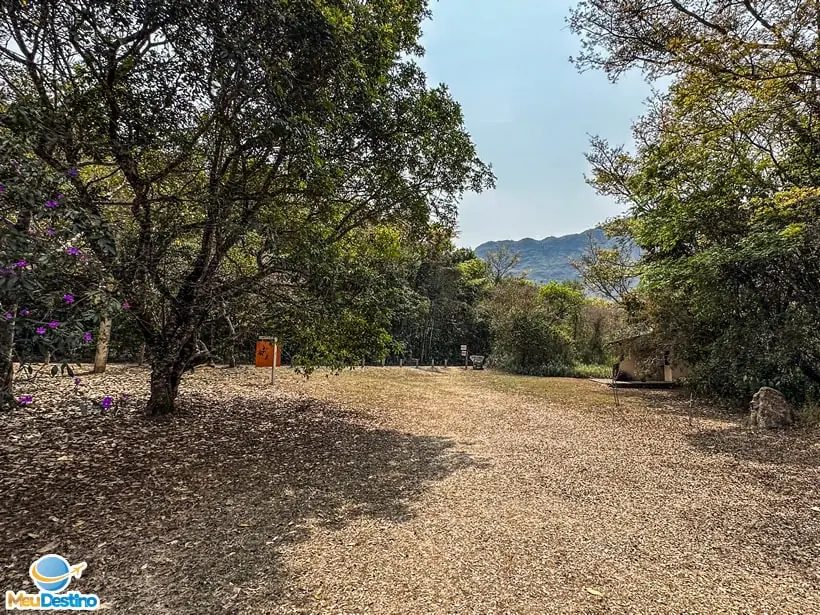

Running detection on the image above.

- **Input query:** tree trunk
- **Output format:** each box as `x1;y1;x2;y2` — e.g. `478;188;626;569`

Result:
137;343;146;366
94;315;112;373
0;310;15;411
146;360;185;415
223;310;238;368
144;327;198;415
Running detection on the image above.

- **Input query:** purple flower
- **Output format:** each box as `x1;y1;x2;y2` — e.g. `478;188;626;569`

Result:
0;184;4;192
57;193;64;200
48;320;60;329
35;327;46;335
65;247;80;256
45;200;59;209
4;312;12;320
63;294;74;304
0;267;10;276
20;309;29;316
101;396;113;409
46;228;55;237
83;331;93;343
120;394;129;401
74;377;81;386
17;395;33;405
122;301;130;309
67;169;79;178
14;259;26;268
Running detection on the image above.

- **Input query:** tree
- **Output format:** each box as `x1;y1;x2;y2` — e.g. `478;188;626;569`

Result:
484;245;521;285
483;279;577;372
570;0;820;402
388;229;491;363
572;218;640;305
0;0;493;413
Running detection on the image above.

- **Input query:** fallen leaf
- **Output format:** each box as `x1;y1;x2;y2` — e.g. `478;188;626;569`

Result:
585;588;604;597
38;541;60;553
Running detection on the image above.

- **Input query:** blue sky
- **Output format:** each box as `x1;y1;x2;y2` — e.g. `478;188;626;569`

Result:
418;1;652;249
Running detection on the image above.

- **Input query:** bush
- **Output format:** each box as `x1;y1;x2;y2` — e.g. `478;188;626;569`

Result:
497;359;612;379
796;402;820;429
572;363;613;379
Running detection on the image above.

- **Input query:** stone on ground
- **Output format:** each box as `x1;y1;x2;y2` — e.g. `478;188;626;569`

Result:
749;386;794;429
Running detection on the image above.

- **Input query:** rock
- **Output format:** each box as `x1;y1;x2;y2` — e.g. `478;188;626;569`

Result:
749;387;794;429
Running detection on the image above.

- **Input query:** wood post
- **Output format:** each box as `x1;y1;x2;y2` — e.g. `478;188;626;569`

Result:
270;337;278;385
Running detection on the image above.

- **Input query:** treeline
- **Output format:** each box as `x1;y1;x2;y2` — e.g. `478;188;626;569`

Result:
381;239;621;376
570;0;820;405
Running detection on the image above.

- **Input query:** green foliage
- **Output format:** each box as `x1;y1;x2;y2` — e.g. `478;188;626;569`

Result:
571;0;820;404
501;361;612;379
388;229;491;363
0;0;493;412
0;142;109;409
482;278;619;375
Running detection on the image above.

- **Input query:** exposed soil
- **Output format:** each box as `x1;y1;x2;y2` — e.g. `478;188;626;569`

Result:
1;365;818;613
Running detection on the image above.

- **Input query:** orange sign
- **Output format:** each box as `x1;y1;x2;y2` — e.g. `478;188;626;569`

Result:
255;341;281;367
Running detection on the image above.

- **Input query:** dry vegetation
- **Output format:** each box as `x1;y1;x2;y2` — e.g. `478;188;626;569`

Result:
2;365;819;613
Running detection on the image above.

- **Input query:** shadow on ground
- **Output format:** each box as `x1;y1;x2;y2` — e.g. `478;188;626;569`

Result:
0;391;481;613
686;425;820;470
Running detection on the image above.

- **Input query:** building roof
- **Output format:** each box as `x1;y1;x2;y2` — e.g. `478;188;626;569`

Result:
605;325;655;346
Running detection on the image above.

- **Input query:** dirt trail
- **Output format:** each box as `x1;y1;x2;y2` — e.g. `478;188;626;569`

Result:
2;366;818;614
282;368;820;614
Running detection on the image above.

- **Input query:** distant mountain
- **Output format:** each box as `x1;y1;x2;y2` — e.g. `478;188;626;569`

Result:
474;228;615;283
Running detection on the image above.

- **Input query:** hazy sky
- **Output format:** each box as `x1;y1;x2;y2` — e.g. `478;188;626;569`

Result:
418;1;652;249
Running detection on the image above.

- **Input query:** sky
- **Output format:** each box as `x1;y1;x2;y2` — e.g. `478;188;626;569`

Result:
417;0;653;249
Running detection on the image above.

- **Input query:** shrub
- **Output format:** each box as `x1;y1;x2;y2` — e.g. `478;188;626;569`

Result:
796;402;820;429
496;359;611;379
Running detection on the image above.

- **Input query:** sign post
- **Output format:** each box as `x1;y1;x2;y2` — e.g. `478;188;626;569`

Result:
461;344;468;369
257;336;279;385
271;337;278;385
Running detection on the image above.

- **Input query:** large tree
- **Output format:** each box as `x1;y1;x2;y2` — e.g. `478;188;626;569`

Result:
0;0;493;413
570;0;820;401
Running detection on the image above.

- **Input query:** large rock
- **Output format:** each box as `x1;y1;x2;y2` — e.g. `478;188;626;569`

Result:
749;387;794;429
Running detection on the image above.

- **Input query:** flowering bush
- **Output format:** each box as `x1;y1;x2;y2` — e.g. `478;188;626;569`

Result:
0;154;122;410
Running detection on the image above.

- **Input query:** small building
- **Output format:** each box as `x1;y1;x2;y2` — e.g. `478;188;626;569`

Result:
607;330;689;383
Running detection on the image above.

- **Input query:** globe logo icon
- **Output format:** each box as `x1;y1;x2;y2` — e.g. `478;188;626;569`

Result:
29;554;82;593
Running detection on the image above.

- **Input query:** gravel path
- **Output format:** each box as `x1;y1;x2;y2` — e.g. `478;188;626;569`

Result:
278;368;820;614
2;366;818;614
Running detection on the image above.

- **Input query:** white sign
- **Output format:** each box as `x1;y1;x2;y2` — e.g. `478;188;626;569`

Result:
461;350;467;357
460;344;467;351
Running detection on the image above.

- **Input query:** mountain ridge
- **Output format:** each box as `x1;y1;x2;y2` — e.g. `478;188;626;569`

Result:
474;228;612;283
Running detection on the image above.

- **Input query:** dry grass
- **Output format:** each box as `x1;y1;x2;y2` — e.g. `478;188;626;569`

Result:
2;365;819;614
